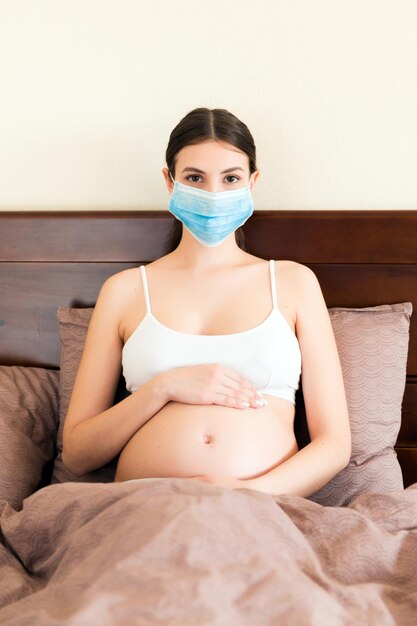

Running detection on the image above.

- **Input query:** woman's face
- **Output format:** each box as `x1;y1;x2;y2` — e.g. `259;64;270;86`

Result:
163;140;259;193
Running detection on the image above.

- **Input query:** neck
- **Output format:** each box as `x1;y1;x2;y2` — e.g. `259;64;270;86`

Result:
168;228;247;273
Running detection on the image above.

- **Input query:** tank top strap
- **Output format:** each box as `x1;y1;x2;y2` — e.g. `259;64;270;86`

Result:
269;259;278;310
139;265;152;314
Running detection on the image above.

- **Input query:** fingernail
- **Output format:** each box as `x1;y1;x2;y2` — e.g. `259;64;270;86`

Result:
255;399;267;407
242;401;250;408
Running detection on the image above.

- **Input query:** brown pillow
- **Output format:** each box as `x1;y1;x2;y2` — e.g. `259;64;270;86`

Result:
308;302;412;506
0;365;59;510
53;303;412;506
51;307;122;484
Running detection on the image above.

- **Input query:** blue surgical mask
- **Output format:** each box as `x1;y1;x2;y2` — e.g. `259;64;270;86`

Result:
168;174;254;247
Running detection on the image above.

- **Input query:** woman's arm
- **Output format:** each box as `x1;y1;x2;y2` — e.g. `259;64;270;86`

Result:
242;263;352;497
62;272;170;477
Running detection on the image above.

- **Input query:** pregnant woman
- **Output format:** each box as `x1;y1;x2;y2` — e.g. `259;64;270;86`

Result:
62;107;351;496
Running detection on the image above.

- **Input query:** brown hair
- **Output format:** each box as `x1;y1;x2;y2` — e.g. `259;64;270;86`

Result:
165;107;257;251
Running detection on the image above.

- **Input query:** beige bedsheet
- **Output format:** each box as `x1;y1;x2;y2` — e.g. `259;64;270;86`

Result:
1;478;416;625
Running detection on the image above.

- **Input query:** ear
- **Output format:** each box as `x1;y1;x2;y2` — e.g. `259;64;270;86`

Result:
162;167;175;193
250;170;261;190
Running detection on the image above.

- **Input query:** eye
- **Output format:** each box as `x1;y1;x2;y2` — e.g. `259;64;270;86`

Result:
184;174;241;185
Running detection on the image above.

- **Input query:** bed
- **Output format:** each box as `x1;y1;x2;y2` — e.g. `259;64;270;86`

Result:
0;209;416;625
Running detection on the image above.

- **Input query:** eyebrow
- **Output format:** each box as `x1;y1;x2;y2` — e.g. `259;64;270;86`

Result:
181;166;245;174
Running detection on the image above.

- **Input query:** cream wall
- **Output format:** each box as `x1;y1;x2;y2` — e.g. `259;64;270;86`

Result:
0;0;416;211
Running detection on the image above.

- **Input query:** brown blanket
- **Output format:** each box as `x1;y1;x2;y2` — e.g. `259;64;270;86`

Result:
1;478;416;625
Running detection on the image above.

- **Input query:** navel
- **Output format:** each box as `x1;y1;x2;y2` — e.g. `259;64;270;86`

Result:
203;434;214;445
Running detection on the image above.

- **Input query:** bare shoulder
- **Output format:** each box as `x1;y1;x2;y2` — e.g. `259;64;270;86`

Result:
276;259;316;280
273;260;321;321
277;261;322;301
103;266;140;287
102;266;145;297
95;267;141;337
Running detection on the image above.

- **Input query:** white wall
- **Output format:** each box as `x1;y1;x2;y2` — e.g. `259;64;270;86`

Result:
0;0;416;211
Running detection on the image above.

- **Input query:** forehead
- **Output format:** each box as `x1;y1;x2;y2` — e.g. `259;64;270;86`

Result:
175;140;249;170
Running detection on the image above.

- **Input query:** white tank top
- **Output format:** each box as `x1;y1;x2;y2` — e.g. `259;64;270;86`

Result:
122;260;302;405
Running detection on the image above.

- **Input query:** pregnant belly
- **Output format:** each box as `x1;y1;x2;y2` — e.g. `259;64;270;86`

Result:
114;394;299;482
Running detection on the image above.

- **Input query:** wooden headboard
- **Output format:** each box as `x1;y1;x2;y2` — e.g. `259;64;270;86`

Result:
1;210;416;487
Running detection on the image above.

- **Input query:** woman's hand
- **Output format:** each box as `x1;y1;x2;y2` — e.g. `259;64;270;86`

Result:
155;364;267;410
186;473;250;490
